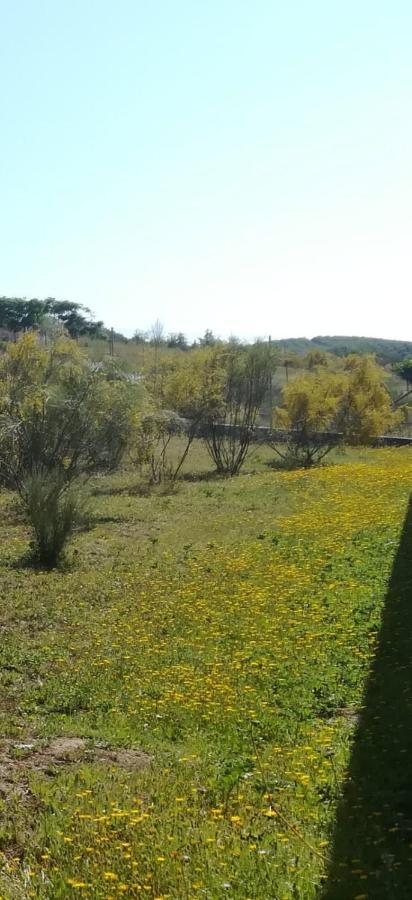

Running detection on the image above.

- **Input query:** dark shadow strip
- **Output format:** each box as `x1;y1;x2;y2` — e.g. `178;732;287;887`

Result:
322;495;412;898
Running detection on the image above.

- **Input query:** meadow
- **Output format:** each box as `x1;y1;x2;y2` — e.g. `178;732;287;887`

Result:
0;444;411;898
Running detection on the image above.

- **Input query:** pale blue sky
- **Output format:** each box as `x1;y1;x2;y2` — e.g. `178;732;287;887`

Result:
1;1;412;339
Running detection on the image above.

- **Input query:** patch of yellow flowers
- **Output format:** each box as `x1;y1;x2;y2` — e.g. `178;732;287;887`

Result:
4;449;412;898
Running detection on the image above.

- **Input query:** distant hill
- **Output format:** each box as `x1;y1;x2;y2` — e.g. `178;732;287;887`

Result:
272;335;412;364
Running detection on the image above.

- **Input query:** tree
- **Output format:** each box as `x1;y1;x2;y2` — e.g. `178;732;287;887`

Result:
138;350;223;481
395;358;412;388
132;410;187;484
160;350;224;478
393;358;412;409
0;297;104;340
199;329;218;348
227;334;243;347
270;356;403;468
133;330;148;344
339;355;402;443
149;319;165;345
304;350;328;370
39;313;66;344
204;343;273;475
148;319;165;382
0;334;142;562
270;372;346;467
0;334;142;490
46;299;104;338
0;297;47;335
167;332;188;351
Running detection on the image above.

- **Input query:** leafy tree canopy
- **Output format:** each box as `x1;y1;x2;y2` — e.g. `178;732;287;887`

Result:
394;358;412;385
0;332;142;491
0;297;104;339
275;355;402;456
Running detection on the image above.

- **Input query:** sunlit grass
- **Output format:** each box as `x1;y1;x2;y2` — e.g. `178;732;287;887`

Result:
0;447;411;897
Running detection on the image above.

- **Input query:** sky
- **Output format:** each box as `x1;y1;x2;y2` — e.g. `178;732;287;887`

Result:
1;1;412;341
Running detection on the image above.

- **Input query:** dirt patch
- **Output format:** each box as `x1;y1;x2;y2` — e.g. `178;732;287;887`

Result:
336;706;360;725
315;705;360;726
46;737;87;759
0;737;152;798
94;748;152;769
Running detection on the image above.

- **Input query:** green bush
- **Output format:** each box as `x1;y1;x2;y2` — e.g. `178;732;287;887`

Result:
21;469;88;567
0;333;142;493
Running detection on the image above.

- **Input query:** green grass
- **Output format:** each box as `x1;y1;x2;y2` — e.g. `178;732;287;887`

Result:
0;443;412;898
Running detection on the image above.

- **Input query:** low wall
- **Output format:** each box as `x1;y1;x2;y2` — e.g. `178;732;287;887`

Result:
194;423;412;446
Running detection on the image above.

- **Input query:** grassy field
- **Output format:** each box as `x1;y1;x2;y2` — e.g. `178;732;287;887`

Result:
0;444;412;898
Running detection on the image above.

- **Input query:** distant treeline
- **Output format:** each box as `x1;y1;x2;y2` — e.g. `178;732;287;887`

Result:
1;297;412;365
273;335;412;364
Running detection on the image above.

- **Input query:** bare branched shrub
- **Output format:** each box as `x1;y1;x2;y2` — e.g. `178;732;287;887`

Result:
132;411;187;484
205;344;273;476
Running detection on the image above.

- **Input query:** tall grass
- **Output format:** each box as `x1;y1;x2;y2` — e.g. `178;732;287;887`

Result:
21;469;87;567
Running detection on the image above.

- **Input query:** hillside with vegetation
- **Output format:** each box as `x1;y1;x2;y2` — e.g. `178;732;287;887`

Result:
272;335;412;364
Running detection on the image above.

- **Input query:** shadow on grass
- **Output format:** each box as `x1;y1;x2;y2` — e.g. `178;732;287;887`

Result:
264;455;303;471
322;496;412;898
180;470;227;483
7;552;71;573
90;481;151;497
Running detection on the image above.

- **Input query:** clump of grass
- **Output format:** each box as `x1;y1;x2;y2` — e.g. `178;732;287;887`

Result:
20;469;88;568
